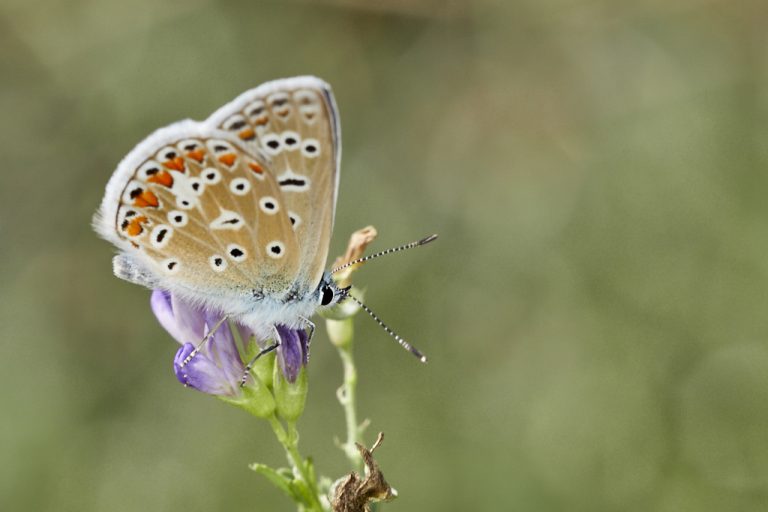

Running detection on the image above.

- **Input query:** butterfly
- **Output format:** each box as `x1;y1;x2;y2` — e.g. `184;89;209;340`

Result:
94;76;431;377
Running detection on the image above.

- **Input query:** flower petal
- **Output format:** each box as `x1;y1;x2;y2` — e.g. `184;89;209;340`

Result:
276;324;306;383
170;293;206;344
173;343;235;396
204;312;245;390
151;290;185;343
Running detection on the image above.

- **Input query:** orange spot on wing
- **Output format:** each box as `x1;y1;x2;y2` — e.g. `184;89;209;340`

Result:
186;149;205;163
163;156;186;172
133;190;159;208
124;215;149;236
254;116;269;126
248;162;264;174
238;128;255;140
218;153;237;166
147;170;174;187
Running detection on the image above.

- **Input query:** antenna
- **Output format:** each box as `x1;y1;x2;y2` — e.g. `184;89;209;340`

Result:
346;293;428;363
331;234;438;275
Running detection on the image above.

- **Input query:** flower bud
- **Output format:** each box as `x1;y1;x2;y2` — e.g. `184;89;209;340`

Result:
273;363;308;422
244;343;276;389
221;374;276;418
326;318;354;349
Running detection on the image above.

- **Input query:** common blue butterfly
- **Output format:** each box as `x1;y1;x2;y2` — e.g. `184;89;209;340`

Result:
94;77;432;381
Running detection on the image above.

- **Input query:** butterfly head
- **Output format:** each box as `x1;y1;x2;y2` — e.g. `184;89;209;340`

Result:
316;272;350;308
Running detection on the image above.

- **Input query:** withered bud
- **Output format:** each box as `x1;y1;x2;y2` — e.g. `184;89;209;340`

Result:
330;433;397;512
332;226;378;288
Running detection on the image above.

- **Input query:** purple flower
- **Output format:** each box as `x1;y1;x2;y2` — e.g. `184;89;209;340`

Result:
150;290;310;393
151;290;250;396
275;324;310;384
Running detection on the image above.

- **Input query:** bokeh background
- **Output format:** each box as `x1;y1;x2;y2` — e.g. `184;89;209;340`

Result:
2;0;768;510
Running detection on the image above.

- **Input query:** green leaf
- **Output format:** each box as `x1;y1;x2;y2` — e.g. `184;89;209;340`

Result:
249;463;299;502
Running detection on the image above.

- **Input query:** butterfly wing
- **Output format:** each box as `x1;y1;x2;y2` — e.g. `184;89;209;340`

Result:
207;76;340;295
94;120;303;314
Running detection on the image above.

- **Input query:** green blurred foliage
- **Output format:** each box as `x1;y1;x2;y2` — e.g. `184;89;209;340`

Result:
2;0;768;510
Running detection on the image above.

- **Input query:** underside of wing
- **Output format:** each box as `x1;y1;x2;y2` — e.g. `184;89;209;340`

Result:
94;121;302;311
207;76;341;292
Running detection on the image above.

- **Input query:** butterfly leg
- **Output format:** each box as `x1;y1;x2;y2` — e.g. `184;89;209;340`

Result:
240;337;280;387
180;315;229;368
299;316;315;364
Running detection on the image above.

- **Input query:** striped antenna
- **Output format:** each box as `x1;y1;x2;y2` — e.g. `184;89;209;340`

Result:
331;234;438;274
346;293;428;363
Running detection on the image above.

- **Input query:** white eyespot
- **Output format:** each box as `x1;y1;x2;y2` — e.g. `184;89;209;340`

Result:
281;131;301;151
224;114;248;132
271;98;292;119
229;178;251;195
288;212;302;230
295;91;321;124
210;209;244;230
227;244;247;262
176;196;196;210
167;210;188;227
201;167;221;184
207;139;234;154
259;196;279;214
301;138;320;158
162;258;180;275
261;133;281;155
118;207;149;237
277;170;310;192
246;100;266;120
177;139;202;152
118;207;137;224
294;89;318;105
268;92;290;108
266;240;285;259
188;177;205;196
300;105;321;124
209;254;227;272
150;225;173;249
156;146;180;162
138;160;162;181
121;180;145;203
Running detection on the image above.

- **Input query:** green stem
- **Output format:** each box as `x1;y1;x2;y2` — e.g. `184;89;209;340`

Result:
268;416;327;511
337;342;363;471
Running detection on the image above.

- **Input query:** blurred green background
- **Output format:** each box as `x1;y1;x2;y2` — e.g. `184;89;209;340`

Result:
2;0;768;510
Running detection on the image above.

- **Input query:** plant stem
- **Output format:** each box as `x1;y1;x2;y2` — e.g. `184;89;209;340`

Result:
337;340;363;471
268;415;327;511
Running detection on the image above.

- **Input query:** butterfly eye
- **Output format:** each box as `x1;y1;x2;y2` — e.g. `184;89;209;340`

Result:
320;285;334;306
